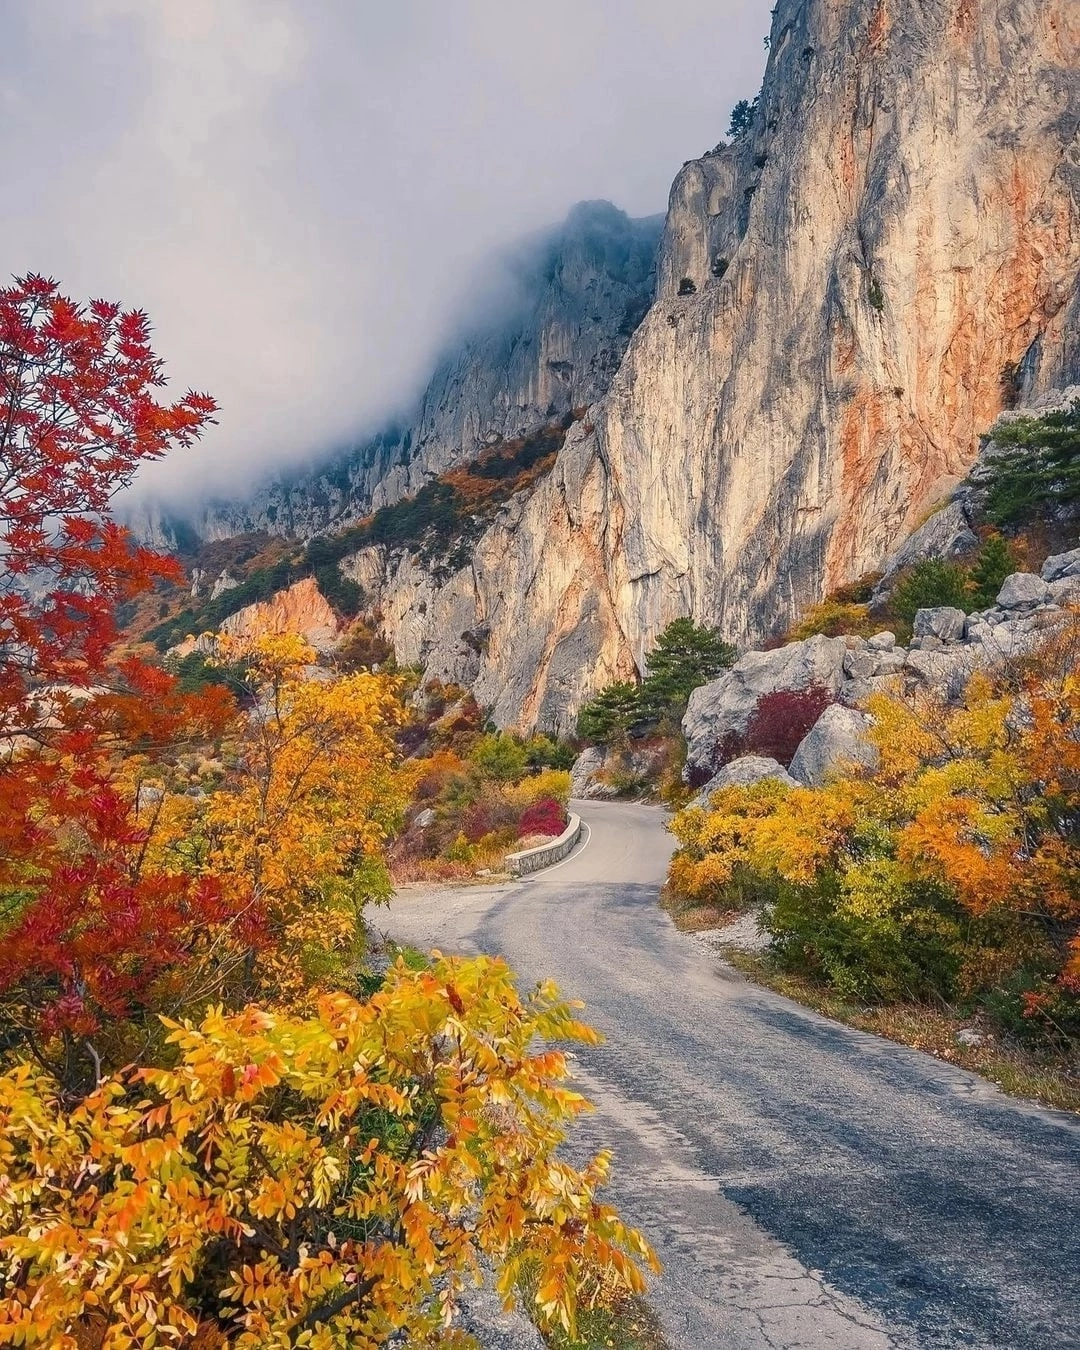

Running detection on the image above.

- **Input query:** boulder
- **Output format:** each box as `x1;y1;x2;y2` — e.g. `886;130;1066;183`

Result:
904;646;980;697
570;746;608;799
964;616;994;645
867;631;897;651
984;610;1067;659
692;755;797;805
913;606;967;642
413;807;437;831
788;705;878;787
1049;576;1080;606
843;650;876;680
1041;549;1080;583
683;634;849;782
996;572;1052;609
870;649;907;676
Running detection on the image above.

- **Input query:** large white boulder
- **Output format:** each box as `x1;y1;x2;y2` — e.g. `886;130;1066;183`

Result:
692;755;797;805
683;634;849;782
789;705;878;787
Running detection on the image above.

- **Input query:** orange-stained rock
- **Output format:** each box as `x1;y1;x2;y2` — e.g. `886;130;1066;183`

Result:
361;0;1080;734
218;578;340;652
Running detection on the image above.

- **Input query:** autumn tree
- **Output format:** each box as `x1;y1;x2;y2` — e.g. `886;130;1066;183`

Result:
0;275;232;1094
0;273;216;740
195;634;412;1008
0;957;658;1348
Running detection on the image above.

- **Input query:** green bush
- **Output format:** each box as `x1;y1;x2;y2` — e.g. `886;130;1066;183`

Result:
968;533;1016;609
524;735;578;771
765;871;965;1004
469;732;528;782
889;558;969;626
980;399;1080;525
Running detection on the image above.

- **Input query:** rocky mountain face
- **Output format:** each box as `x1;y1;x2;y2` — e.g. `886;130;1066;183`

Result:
149;201;660;544
347;0;1078;733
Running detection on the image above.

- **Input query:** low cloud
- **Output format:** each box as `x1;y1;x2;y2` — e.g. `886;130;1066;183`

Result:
0;0;766;507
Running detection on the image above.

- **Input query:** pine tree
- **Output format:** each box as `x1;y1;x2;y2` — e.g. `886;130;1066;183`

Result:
640;619;736;718
968;534;1016;609
981;399;1080;525
576;681;643;744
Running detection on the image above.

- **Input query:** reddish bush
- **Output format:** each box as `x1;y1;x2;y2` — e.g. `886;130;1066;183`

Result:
742;684;834;766
463;801;496;842
519;798;567;838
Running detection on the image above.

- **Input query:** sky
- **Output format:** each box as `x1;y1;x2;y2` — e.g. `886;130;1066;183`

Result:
0;0;767;507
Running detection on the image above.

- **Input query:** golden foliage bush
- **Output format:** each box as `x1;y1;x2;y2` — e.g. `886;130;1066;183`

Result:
667;633;1080;1035
504;769;572;808
0;958;656;1348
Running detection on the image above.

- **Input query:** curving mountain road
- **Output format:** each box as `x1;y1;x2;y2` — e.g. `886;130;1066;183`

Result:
382;801;1080;1349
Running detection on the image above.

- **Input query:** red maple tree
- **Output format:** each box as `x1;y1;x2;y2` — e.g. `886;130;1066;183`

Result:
0;275;247;1091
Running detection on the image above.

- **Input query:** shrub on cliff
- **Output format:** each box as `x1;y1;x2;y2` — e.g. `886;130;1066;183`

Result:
980;398;1080;525
967;533;1017;608
743;685;835;767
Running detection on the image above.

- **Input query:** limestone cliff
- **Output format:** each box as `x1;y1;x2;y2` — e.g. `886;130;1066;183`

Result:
217;578;340;652
355;0;1078;732
154;202;660;544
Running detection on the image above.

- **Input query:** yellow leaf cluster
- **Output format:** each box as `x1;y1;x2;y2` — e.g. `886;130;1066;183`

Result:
0;957;657;1348
502;769;572;809
669;651;1080;943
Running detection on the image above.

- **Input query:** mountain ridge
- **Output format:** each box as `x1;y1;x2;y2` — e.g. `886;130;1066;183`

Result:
139;0;1079;737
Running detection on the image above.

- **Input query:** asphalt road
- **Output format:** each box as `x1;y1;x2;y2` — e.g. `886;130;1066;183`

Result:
382;801;1080;1350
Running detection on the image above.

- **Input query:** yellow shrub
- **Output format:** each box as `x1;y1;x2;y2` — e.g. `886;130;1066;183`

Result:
505;768;572;807
789;599;877;641
0;960;657;1347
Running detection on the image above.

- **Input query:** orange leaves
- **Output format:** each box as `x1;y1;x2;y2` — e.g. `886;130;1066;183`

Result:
0;957;655;1347
198;649;411;1007
668;624;1080;1020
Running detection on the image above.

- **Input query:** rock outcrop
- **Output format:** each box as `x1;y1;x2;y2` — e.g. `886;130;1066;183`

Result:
341;0;1080;731
216;578;341;653
682;578;1078;780
148;0;1079;735
151;202;661;543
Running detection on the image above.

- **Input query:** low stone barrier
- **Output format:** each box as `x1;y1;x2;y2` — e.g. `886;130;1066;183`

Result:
505;813;582;877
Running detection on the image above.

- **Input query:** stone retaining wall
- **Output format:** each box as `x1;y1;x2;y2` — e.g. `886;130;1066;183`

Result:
506;813;582;877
